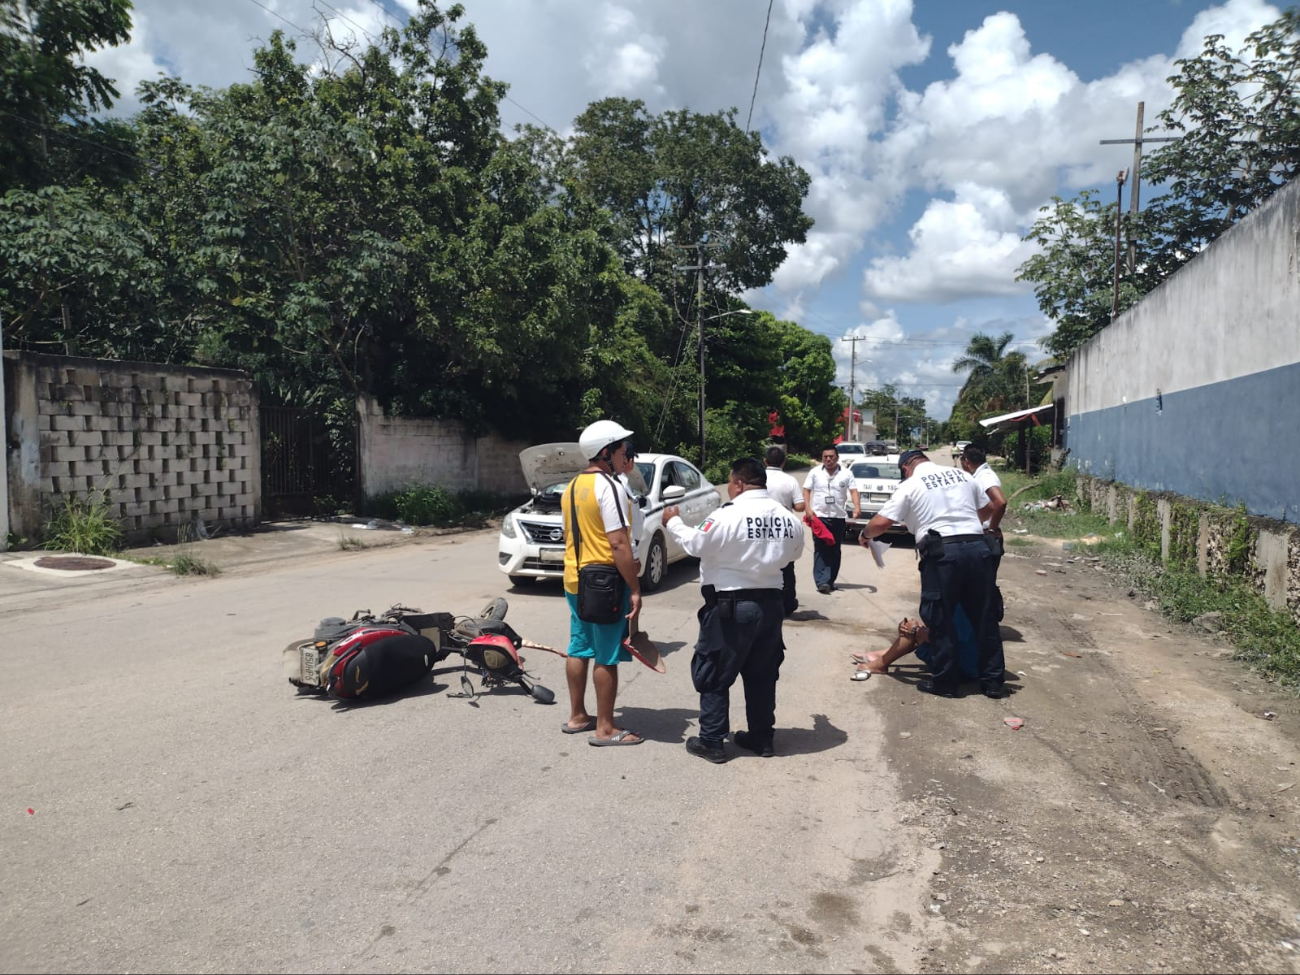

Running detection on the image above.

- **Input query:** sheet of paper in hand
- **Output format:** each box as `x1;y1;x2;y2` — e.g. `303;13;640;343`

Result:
868;538;890;569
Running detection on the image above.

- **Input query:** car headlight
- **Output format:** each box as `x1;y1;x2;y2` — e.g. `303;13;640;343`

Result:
501;513;517;539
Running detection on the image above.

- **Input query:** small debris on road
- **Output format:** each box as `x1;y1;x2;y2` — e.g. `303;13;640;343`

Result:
1004;717;1025;730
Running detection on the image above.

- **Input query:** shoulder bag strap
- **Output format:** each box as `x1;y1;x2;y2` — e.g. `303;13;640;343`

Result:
569;475;585;565
595;471;628;529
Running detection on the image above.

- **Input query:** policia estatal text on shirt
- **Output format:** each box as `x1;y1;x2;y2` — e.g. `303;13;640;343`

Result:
855;450;1006;699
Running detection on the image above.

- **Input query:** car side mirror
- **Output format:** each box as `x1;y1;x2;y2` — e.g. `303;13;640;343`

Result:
662;485;686;502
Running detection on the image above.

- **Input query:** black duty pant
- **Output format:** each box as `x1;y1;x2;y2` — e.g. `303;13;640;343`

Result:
918;535;1005;689
781;561;797;616
692;589;785;744
812;517;845;587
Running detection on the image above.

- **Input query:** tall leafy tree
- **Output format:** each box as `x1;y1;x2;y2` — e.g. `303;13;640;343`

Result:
0;0;134;190
1018;8;1299;359
568;97;813;296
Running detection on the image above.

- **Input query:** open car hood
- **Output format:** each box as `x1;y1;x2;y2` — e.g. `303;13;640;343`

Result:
519;443;588;495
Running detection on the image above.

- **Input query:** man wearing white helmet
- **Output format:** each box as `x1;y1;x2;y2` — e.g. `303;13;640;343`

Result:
560;420;644;746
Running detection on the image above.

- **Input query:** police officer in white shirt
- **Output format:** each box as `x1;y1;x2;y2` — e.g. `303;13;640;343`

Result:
764;445;805;617
664;457;805;764
856;450;1006;699
960;443;1008;620
802;444;861;594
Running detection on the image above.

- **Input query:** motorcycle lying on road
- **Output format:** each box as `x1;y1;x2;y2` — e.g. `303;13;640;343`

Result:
283;597;556;705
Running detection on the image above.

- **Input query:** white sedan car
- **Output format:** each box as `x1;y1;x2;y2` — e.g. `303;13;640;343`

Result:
497;444;720;591
844;458;910;540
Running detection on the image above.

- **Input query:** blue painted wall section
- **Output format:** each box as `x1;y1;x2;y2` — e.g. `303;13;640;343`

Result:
1066;360;1300;523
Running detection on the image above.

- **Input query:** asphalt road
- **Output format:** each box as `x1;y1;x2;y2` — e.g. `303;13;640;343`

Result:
0;499;942;973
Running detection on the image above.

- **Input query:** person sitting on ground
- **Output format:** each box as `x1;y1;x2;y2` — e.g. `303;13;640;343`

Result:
850;618;929;680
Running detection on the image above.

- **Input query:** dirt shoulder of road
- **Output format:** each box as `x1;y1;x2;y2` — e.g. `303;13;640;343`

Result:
860;540;1300;973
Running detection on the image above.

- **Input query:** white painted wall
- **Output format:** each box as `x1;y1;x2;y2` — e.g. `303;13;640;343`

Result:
1;344;9;551
1066;178;1300;416
356;394;531;498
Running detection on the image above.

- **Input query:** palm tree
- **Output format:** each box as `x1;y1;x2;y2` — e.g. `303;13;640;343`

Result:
952;331;1029;417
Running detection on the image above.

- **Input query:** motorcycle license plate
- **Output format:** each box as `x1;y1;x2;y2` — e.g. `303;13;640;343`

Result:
539;548;565;562
300;645;321;684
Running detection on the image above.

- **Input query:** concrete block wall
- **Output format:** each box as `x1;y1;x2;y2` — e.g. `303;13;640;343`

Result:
4;352;260;541
356;394;530;498
1076;473;1300;627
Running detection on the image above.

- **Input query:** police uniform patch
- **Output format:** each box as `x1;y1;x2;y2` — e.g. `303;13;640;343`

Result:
700;518;716;533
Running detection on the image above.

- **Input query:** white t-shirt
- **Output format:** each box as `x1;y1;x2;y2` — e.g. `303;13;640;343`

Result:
970;462;1002;529
618;471;646;545
877;461;985;538
803;465;857;519
764;467;802;511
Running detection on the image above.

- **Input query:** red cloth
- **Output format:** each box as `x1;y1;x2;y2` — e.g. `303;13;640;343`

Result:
803;512;835;543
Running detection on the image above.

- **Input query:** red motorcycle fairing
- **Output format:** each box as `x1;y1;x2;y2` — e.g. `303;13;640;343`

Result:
321;627;413;698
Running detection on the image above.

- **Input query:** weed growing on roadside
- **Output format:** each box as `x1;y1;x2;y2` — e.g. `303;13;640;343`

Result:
1095;537;1299;689
168;524;221;577
339;534;367;551
366;486;525;527
43;491;123;555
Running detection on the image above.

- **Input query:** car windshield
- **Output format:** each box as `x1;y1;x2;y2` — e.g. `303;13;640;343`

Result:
851;462;902;481
635;461;655;487
539;480;570;499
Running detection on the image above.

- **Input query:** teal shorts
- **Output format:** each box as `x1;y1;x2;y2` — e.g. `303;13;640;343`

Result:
565;589;633;666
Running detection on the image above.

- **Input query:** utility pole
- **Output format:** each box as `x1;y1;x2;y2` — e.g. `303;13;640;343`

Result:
1112;169;1126;320
843;335;863;441
673;241;727;471
1101;101;1176;274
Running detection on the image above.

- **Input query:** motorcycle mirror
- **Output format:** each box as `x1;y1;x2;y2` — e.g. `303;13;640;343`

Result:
459;674;477;702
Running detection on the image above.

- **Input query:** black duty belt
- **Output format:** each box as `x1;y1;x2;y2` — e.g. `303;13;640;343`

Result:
701;585;781;605
941;534;987;543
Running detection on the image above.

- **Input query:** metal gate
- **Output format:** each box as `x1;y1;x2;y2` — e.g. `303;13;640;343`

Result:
260;406;356;517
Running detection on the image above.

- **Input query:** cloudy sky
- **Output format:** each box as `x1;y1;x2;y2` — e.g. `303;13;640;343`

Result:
87;0;1282;419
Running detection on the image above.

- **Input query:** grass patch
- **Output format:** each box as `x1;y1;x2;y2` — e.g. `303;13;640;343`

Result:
338;534;368;551
1006;536;1036;548
1095;536;1300;689
1005;508;1115;540
366;486;524;527
164;524;221;577
43;491;123;555
169;552;221;576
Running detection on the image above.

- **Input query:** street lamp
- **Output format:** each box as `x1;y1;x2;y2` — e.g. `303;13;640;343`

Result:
698;308;755;471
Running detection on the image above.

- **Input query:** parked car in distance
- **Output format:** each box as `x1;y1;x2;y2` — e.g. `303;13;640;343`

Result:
864;441;890;456
844;459;910;541
953;439;971;460
836;441;866;457
498;444;720;592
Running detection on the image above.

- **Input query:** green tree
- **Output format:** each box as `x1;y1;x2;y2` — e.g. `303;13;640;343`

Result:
1018;8;1299;359
1015;190;1147;358
568;97;813;296
0;0;134;190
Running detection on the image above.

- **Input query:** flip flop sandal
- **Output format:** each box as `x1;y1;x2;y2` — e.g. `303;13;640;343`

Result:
588;730;643;746
561;718;597;734
850;670;872;681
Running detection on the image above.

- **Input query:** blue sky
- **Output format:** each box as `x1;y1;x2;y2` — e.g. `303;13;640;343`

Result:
87;0;1284;417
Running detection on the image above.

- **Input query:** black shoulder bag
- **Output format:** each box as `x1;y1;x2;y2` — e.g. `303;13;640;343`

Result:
570;472;626;625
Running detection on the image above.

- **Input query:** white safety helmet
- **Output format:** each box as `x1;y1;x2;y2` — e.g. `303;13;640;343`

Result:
579;419;634;461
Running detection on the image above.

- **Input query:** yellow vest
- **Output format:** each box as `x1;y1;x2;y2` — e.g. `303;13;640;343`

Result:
562;472;631;594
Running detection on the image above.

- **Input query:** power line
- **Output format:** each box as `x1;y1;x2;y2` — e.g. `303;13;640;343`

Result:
244;0;315;38
503;94;558;133
315;0;376;42
745;0;775;134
